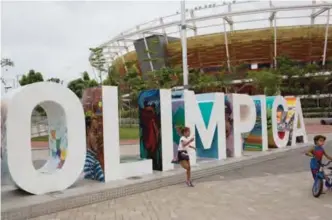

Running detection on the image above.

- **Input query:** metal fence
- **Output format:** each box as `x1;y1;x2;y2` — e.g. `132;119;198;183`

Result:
31;116;139;138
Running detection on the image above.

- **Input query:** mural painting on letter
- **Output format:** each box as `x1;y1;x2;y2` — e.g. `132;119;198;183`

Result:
138;89;163;171
266;96;307;148
284;96;299;145
195;93;222;160
231;94;257;157
243;95;268;152
82;87;105;182
47;118;67;170
184;91;227;162
172;91;185;162
243;97;263;151
225;94;234;157
266;96;286;148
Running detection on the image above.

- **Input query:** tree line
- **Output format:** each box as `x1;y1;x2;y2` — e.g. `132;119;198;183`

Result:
2;55;332;110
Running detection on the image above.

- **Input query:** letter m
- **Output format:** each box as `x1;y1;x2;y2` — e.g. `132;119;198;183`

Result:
184;91;226;160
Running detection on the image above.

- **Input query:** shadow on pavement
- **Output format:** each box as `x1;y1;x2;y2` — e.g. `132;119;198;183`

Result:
196;142;332;183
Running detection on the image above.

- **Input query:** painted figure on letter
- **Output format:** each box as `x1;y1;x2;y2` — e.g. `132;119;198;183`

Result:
225;97;234;157
141;101;159;154
138;90;162;171
82;87;105;182
84;115;105;182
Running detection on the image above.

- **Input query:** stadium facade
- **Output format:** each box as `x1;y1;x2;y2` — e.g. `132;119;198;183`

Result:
92;1;332;79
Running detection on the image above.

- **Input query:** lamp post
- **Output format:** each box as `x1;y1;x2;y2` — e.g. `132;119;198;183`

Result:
180;0;189;89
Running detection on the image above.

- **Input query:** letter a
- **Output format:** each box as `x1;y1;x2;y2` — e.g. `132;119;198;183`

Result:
291;97;308;146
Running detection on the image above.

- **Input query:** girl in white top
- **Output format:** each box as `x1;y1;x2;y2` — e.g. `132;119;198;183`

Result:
177;127;196;187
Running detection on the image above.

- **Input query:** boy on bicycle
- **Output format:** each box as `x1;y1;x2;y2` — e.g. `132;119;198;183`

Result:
305;135;332;179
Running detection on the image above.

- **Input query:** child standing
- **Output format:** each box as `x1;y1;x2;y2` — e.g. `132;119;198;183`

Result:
178;127;196;187
305;135;332;179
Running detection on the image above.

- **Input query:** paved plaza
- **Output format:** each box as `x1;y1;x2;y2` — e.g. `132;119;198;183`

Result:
29;133;332;220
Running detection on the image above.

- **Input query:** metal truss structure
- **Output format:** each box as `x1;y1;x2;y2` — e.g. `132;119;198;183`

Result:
92;0;332;73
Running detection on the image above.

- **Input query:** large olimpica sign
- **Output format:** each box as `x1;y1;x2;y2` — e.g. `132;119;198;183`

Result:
1;82;308;195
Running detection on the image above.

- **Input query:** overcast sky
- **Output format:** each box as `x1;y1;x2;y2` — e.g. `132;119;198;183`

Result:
1;0;331;94
1;1;215;84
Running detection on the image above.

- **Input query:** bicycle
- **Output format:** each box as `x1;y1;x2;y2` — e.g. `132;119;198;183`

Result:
312;160;332;198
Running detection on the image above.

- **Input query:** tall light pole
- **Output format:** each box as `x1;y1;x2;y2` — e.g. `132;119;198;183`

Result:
322;9;330;66
180;0;189;89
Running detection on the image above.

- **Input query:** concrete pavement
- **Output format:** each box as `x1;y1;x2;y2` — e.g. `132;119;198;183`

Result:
27;133;332;220
305;124;332;134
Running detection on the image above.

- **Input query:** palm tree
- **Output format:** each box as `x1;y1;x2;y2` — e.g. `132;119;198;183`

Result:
1;58;14;69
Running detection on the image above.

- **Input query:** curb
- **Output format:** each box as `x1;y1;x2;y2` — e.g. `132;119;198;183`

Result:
1;144;310;220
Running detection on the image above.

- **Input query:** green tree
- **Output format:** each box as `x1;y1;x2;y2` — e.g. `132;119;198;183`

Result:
248;69;281;96
188;69;224;93
145;67;182;89
304;63;319;73
19;69;44;86
276;56;306;95
123;67;146;107
89;47;107;84
194;74;217;93
47;78;62;84
231;63;250;79
215;71;233;93
103;66;121;86
246;56;321;96
67;71;99;98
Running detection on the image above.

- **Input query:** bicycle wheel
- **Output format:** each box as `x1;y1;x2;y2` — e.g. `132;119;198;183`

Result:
312;178;323;198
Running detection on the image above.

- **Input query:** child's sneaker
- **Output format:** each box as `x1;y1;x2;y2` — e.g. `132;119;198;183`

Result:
186;180;194;187
189;181;194;187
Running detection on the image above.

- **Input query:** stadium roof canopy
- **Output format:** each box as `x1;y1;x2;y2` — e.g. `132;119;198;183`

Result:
91;0;332;69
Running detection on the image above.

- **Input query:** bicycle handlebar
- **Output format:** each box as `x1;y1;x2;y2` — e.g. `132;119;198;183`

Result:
318;160;332;167
308;154;332;166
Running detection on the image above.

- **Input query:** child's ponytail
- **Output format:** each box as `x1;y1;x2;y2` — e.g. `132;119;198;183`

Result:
176;125;190;136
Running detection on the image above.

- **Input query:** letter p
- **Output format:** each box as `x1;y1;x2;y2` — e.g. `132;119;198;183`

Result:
232;94;256;157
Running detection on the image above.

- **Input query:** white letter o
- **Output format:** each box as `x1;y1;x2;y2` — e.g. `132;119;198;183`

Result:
5;82;86;195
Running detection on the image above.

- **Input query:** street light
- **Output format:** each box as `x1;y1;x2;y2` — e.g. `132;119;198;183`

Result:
180;0;189;89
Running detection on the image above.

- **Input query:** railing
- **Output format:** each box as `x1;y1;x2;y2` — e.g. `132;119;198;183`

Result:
31;124;48;138
31;116;48;138
31;117;139;138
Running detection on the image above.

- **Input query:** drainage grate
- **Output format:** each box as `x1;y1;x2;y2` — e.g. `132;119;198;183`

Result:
48;191;64;196
127;176;142;180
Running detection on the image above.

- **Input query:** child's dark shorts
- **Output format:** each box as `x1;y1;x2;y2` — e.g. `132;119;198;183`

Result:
177;150;189;161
